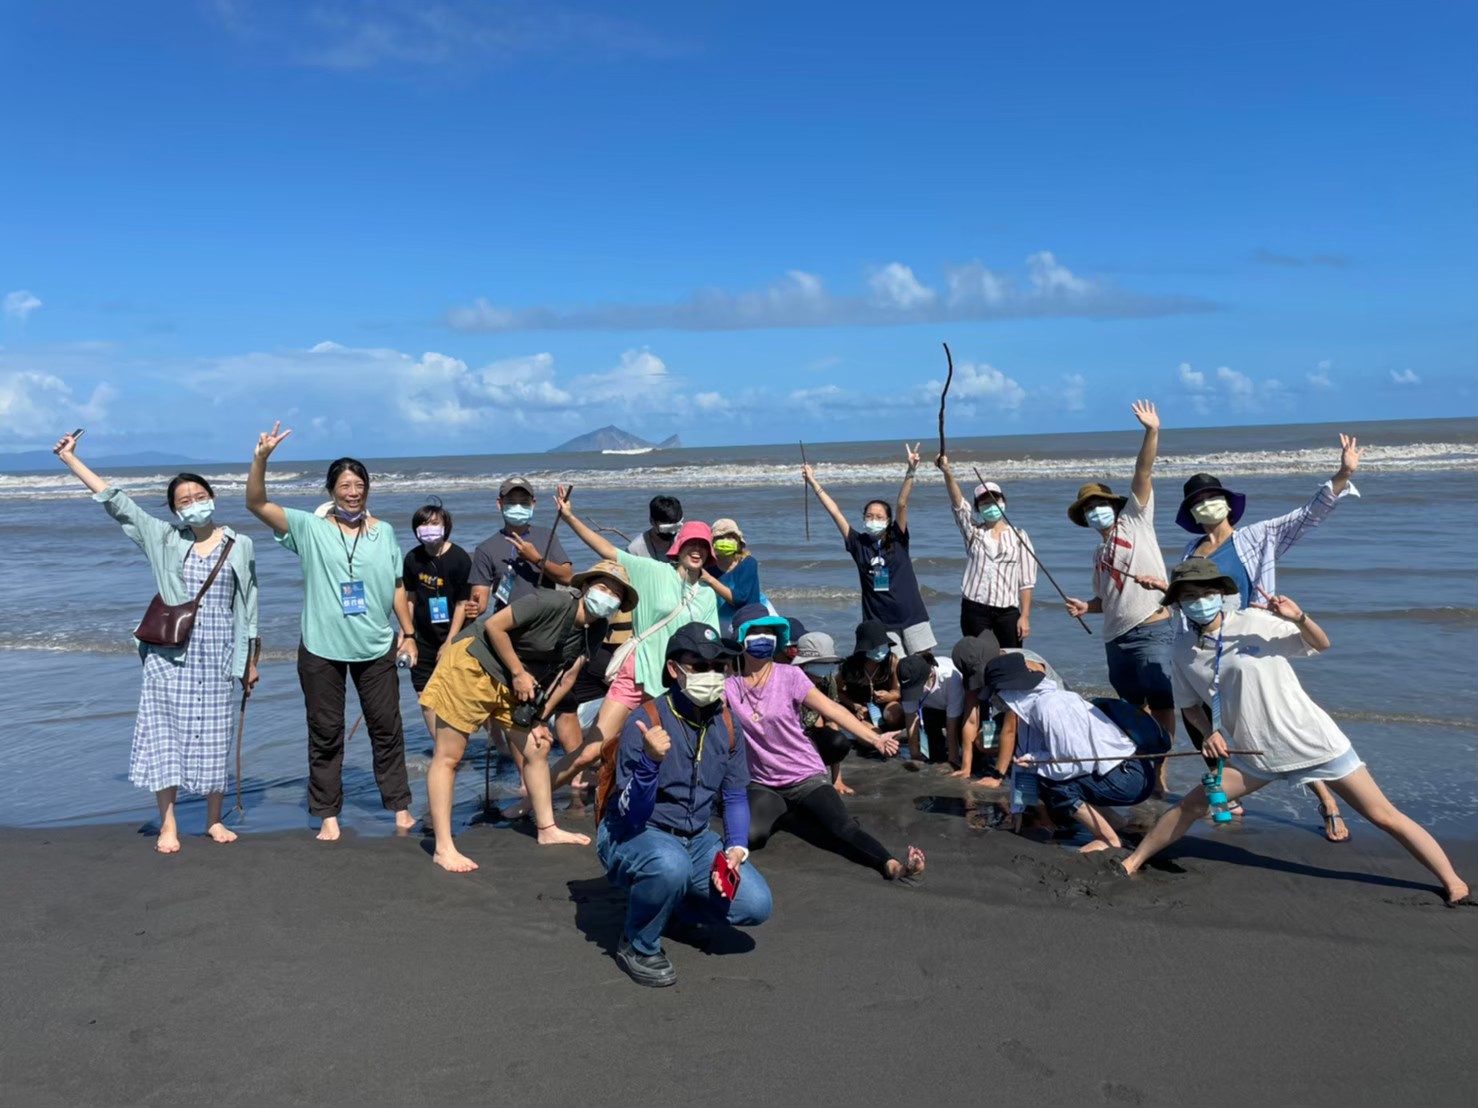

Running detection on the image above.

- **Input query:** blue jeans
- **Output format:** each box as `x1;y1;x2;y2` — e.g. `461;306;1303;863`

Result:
597;821;773;956
1040;758;1157;817
1104;618;1175;710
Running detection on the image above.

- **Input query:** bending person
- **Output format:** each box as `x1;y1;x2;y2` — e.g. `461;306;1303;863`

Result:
54;432;259;852
724;606;926;881
1117;559;1469;906
1174;434;1364;842
596;623;772;988
419;560;636;870
246;423;415;841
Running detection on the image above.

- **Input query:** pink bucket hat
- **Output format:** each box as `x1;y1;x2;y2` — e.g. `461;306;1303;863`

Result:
667;520;714;560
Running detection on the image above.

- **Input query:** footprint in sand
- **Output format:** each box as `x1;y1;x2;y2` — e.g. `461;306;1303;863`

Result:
997;1038;1054;1078
1101;1081;1145;1105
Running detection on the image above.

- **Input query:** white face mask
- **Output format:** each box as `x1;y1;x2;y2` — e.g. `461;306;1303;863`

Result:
863;518;888;538
678;668;726;707
1191;497;1231;525
176;499;215;528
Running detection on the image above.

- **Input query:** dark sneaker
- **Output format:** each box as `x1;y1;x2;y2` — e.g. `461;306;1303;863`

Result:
616;937;677;988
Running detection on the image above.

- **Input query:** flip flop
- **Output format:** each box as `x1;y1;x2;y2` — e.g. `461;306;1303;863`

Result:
1320;808;1350;843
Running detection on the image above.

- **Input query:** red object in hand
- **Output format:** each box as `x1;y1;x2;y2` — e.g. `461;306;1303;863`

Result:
711;850;741;900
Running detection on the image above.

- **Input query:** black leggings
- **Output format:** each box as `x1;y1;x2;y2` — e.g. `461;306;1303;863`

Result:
748;779;896;876
807;726;852;766
960;598;1022;647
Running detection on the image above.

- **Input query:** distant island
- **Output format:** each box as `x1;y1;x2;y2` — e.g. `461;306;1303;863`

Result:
0;449;200;473
548;425;682;455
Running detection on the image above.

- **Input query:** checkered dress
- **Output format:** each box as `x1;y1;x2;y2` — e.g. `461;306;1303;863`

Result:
130;546;238;795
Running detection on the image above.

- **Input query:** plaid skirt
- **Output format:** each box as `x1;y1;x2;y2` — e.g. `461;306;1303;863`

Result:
130;550;238;795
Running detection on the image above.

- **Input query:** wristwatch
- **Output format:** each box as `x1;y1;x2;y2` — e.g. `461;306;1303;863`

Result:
1295;612;1308;626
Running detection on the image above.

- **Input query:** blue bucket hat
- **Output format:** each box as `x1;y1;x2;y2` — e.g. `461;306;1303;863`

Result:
732;603;791;646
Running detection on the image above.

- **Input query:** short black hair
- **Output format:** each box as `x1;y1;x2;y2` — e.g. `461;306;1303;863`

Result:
325;457;370;493
166;473;215;511
649;495;683;526
411;499;452;537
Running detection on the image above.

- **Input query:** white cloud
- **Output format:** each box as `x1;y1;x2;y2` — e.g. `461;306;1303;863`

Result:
1177;362;1207;390
1056;373;1088;412
940;361;1028;411
1176;361;1286;414
0;370;114;445
867;263;936;310
1390;368;1421;385
3;290;42;322
1307;358;1334;389
1216;365;1257;402
446;252;1210;333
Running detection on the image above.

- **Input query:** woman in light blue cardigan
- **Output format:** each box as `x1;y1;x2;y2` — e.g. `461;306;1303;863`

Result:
54;432;259;854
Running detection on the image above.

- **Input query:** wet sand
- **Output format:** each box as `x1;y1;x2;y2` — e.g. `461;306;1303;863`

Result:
2;761;1474;1107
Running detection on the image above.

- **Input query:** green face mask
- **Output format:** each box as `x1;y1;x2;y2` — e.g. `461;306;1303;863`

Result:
713;539;740;557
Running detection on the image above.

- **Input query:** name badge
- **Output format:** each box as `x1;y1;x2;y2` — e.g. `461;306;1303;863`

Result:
428;596;450;624
493;574;514;611
340;580;368;616
870;561;891;593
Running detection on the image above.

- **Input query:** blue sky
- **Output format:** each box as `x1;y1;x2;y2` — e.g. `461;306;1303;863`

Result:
2;0;1474;459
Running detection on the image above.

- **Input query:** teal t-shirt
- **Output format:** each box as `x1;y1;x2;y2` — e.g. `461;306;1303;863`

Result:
276;508;402;663
614;550;720;697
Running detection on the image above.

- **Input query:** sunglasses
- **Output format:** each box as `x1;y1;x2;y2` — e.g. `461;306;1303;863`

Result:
678;660;727;674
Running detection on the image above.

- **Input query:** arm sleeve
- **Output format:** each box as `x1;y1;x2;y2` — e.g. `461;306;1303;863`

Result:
1248;481;1358;562
952;503;975;547
93;486;172;552
1018;528;1038;591
1171;649;1200;710
843;527;862;558
614;548;660;594
469;542;496;588
946;672;967;719
609;721;659;838
1125;489;1152;521
1249;610;1318;657
721;789;750;851
626;534;647;558
402;551;417;592
274;506;312;554
242;537;260;640
451;548;474;602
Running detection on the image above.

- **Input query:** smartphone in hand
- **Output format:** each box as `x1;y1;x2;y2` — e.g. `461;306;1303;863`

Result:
711;850;741;900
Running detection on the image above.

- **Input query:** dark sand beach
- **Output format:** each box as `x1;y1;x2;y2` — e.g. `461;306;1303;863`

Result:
3;760;1474;1107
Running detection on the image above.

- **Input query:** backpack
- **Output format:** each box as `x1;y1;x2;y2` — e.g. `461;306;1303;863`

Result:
595;698;736;824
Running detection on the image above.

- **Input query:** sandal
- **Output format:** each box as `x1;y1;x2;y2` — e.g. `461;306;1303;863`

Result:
1320;808;1350;843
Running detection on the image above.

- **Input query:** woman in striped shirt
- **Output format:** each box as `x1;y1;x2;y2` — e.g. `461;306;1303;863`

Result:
935;454;1036;646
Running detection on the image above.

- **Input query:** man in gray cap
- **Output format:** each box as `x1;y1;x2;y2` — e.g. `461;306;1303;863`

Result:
468;476;573;619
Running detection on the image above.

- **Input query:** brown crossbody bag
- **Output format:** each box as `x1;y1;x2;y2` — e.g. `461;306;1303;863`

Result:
135;536;236;648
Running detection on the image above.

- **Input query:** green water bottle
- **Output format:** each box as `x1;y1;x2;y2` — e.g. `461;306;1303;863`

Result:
1203;760;1234;824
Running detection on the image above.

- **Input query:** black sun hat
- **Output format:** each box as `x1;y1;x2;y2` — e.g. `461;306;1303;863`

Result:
1175;473;1248;534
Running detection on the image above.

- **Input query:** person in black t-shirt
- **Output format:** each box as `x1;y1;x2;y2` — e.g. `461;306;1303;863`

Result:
402;502;473;734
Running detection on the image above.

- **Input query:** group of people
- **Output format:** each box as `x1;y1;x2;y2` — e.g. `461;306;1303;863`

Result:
52;403;1470;988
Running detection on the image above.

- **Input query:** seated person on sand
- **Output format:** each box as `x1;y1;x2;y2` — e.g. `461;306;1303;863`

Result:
837;620;904;732
896;652;965;766
418;560;637;872
948;631;1067;784
1116;559;1470;905
980;653;1158;854
788;629;857;794
596;623;772;989
724;607;926;883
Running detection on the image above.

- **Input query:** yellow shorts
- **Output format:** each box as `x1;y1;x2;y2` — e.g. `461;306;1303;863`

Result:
418;637;516;735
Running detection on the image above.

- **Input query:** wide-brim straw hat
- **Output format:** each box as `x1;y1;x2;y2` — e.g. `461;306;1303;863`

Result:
1067;482;1129;528
1163;557;1242;606
571;559;640;613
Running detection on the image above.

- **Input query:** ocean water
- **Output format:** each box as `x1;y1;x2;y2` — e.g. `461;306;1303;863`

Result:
1;417;1474;839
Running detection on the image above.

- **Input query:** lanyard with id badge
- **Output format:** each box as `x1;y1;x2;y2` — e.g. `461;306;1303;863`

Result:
425;554;451;624
868;539;891;593
338;525;368;615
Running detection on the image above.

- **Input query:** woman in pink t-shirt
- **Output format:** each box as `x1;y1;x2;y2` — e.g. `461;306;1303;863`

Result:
723;606;927;881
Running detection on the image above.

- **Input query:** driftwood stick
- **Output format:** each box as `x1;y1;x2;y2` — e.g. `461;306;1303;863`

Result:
937;342;954;458
799;440;811;542
1020;749;1263;766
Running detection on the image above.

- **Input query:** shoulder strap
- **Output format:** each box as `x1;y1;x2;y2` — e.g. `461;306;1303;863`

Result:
190;536;236;604
627;580;702;654
642;700;662;729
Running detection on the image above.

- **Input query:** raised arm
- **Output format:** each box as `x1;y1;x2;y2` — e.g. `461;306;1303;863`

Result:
553;485;618;561
1330;433;1363;497
896;442;921;532
934;452;965;511
802;464;852;540
1130;400;1160;505
245;421;293;534
52;432;108;494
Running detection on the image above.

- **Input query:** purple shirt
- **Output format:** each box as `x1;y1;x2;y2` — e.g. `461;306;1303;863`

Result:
724;664;825;788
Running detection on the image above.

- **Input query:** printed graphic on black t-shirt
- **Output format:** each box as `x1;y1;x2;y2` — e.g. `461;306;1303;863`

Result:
402;543;473;647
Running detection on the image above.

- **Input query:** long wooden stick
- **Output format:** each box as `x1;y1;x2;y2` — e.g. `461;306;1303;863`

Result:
972;464;1092;637
346;714;363;743
937;342;954;457
535;484;573;588
799;440;811;542
586;518;632;543
1021;749;1263;766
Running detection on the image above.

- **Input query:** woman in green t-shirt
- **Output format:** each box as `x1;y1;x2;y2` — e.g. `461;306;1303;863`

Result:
246;422;418;842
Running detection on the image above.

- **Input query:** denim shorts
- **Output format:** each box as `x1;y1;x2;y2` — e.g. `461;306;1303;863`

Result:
1104;617;1175;711
1231;746;1364;787
1039;758;1157;817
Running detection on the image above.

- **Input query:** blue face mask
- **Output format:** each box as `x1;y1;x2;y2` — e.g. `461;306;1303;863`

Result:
866;644;891;663
975;504;1003;524
176;499;215;528
744;634;778;660
1182;595;1225;626
334;506;365;524
863;518;888;538
1085;505;1117;532
502;504;534;526
583;588;622;620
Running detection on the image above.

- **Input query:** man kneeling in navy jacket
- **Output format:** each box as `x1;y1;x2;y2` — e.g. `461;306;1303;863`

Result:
595;622;773;987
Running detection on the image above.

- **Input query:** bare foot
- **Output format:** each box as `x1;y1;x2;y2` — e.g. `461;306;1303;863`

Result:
1443;880;1471;906
433;847;480;873
887;845;926;881
833;779;855;796
316;817;341;842
155;829;181;854
1078;838;1119;854
394;809;418;831
206;822;238;844
536;824;591;846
